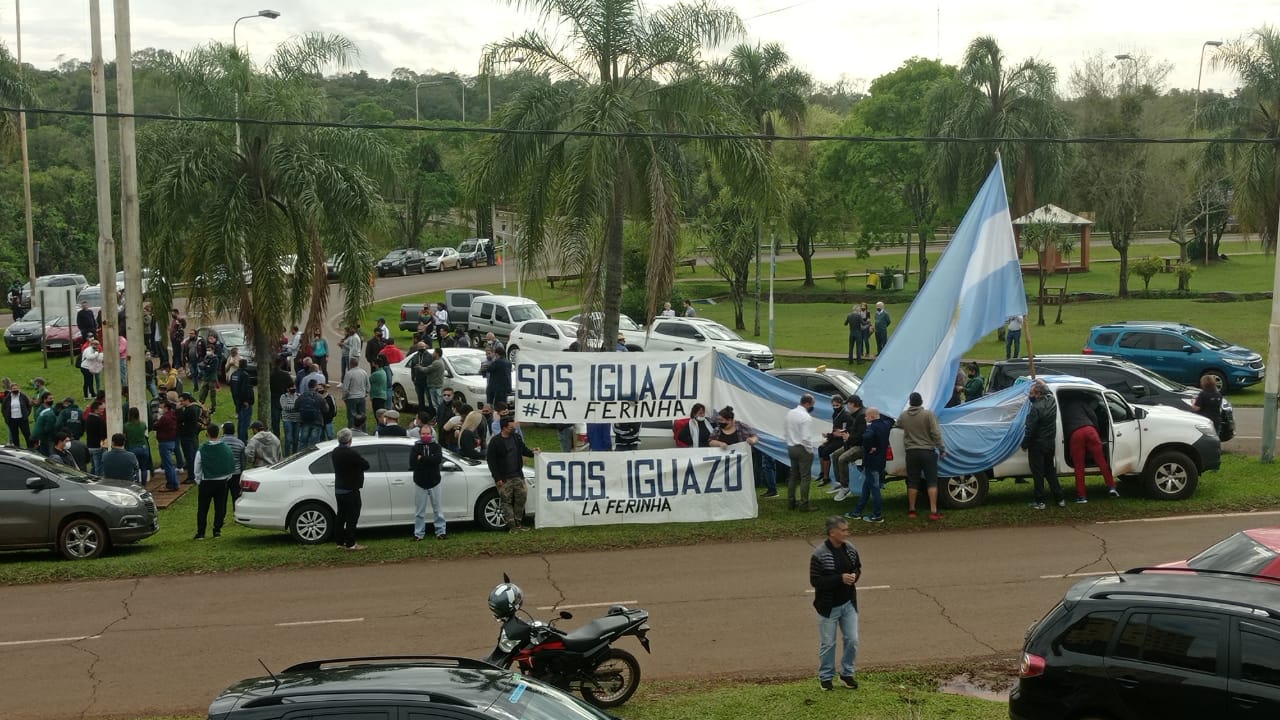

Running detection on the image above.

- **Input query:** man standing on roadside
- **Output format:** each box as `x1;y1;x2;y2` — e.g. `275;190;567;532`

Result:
331;428;369;550
784;393;818;511
486;416;537;533
5;381;32;448
340;326;361;381
1005;315;1024;359
230;359;255;442
177;392;203;482
898;392;946;521
410;421;446;540
873;302;891;357
485;348;513;409
192;424;235;539
810;515;862;692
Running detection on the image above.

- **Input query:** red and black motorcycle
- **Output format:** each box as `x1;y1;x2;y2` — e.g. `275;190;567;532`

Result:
482;576;651;708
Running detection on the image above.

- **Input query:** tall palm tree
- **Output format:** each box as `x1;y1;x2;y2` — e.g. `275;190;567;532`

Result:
140;34;391;421
714;43;811;139
469;0;770;347
1206;26;1280;250
929;36;1070;218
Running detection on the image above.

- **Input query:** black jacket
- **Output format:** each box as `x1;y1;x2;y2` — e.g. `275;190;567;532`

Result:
1061;397;1100;438
844;407;867;449
810;539;862;617
487;431;532;481
486;357;513;399
269;367;293;408
177;403;203;436
331;444;369;491
230;368;255;406
1022;393;1058;451
409;439;442;489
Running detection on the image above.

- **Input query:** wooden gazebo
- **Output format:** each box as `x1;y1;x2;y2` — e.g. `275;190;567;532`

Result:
1012;204;1093;274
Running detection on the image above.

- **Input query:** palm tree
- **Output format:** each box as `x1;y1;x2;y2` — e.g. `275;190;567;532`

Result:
929;36;1070;218
469;0;770;347
140;34;391;421
1206;26;1280;250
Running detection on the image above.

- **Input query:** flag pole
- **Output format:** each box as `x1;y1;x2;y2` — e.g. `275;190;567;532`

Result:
1022;315;1036;378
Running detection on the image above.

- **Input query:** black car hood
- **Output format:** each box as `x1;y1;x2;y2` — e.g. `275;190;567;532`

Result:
6;320;47;334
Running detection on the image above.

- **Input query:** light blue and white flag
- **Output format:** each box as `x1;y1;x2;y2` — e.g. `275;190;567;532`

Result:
858;158;1027;416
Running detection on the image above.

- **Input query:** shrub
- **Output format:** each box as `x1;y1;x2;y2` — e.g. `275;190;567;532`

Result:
1129;256;1164;293
833;269;849;293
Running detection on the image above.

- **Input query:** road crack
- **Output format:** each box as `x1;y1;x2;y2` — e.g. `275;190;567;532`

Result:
539;555;567;610
907;587;1000;654
1066;525;1111;576
77;578;141;719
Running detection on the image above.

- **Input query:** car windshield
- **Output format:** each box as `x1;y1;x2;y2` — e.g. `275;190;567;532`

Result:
27;454;96;484
218;328;246;347
47;316;70;327
426;248;446;257
19;311;44;324
510;304;547;323
384;250;409;260
460;241;477;251
1184;327;1231;351
1187;533;1279;576
447;352;484;375
1120;363;1186;393
697;322;743;341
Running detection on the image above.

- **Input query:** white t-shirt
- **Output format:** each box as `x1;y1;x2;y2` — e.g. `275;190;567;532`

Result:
9;394;22;419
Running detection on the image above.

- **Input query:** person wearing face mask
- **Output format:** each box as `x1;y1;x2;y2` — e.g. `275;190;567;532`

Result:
48;431;80;469
409;421;446;540
1021;380;1062;510
784;394;819;511
675;403;716;448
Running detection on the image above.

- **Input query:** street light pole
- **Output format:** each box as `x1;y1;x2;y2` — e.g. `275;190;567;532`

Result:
1194;40;1223;131
15;0;36;298
231;9;281;150
415;77;465;122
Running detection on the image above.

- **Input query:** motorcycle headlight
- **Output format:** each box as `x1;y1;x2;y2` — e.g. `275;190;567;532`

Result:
89;488;142;507
498;628;519;652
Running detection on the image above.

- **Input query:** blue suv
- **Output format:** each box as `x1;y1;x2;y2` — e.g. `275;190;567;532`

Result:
1084;322;1264;391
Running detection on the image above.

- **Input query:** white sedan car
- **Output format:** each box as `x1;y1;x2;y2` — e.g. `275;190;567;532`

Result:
506;319;581;364
234;435;536;542
424;247;461;272
389;347;493;412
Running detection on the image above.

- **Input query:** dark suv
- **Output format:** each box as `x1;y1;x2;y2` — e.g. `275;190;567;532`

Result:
208;655;616;720
1011;568;1280;720
988;354;1235;439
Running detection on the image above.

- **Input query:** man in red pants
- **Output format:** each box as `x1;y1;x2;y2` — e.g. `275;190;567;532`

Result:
1061;395;1119;503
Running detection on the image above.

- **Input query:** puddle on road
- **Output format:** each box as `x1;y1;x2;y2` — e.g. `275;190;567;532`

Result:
937;673;1013;703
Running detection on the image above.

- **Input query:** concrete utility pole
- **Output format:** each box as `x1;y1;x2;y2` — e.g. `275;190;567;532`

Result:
1261;201;1280;462
89;0;122;436
115;0;147;404
15;0;36;298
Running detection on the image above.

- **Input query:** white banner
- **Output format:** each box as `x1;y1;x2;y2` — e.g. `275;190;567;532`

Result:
534;442;759;528
514;349;716;423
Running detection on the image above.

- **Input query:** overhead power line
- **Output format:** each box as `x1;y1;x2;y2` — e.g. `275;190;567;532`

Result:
3;105;1277;146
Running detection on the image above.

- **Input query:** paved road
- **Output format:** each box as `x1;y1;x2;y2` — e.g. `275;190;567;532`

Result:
3;511;1278;719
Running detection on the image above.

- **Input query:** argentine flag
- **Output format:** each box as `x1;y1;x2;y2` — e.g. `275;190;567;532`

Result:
858;158;1028;416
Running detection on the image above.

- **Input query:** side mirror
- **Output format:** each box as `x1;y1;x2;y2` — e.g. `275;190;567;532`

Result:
26;476;56;490
559;611;574;620
1182;345;1198;354
1134;406;1148;419
693;333;706;341
441;462;460;473
1131;384;1147;397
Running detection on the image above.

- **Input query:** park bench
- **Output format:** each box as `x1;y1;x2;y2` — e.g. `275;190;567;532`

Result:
1040;286;1067;305
545;272;584;288
677;257;697;272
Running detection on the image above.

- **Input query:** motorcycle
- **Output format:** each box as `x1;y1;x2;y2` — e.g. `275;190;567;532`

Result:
483;575;651;708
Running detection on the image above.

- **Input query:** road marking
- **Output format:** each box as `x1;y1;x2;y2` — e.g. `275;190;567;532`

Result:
1096;510;1280;525
536;601;638;610
804;585;890;594
1039;571;1114;580
275;617;365;627
0;634;101;647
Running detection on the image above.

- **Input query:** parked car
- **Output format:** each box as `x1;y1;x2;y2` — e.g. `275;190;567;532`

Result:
507;319;582;363
767;366;862;399
113;268;154;295
1084;321;1265;391
457;237;493;267
4;309;57;352
376;248;427;276
988;354;1236;437
20;273;88;310
233;435;535;542
0;447;159;559
567;312;648;351
389;347;500;411
423;246;461;272
467;295;548;343
196;323;257;377
42;314;88;355
1158;527;1280;579
209;654;616;720
1011;568;1280;720
77;284;105;309
886;376;1221;509
398;288;493;333
641;316;774;369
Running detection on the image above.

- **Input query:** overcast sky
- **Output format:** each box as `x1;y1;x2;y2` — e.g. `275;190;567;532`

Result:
13;0;1268;96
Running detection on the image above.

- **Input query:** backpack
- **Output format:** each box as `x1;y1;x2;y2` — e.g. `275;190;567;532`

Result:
296;391;323;424
60;409;84;440
322;395;337;423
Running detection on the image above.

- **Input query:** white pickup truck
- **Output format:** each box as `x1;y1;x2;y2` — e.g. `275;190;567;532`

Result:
886;377;1222;509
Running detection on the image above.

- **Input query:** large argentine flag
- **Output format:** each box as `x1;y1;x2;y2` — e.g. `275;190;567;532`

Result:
858;159;1027;416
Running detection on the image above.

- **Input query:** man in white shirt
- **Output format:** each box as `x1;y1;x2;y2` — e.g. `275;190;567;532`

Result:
660;302;676;317
784;393;818;511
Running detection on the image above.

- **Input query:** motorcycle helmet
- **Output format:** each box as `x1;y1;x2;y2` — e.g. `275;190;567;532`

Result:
488;581;524;619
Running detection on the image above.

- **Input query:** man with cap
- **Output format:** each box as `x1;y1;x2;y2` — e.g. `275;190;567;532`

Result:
376;409;408;437
244;420;282;468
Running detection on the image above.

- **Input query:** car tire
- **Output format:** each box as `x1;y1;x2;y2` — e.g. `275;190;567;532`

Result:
1201;369;1226;392
475;487;506;531
392;384;409;412
1142;449;1199;500
287;501;335;544
59;516;108;560
579;648;642;708
400;265;408;277
507;345;519;364
938;472;989;509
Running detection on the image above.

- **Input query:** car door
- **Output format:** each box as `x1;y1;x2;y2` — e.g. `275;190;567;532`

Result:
1115;331;1159;373
1106;610;1228;720
1229;619;1280;719
0;461;52;545
377;442;416;525
518;321;549;351
648;320;695;351
1103;391;1143;476
438;451;471;520
1150;331;1196;383
309;445;391;526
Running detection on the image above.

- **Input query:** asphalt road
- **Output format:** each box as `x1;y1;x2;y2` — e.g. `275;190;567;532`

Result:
2;511;1278;719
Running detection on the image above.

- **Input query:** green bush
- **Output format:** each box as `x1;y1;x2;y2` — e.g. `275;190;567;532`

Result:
1174;261;1196;291
1129;256;1164;292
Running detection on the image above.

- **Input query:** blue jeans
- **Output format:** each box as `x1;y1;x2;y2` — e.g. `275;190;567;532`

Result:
324;421;335;440
128;445;152;483
414;484;446;538
237;404;253;443
760;453;777;493
1006;329;1021;359
852;468;883;518
91;447;105;475
158;439;179;489
299;424;322;449
818;600;859;681
428;387;443;412
283;420;298;455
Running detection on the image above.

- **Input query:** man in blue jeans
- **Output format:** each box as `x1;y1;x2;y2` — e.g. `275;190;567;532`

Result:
1005;314;1024;359
809;516;862;691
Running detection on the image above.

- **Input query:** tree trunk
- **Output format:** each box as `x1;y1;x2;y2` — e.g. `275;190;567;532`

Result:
600;180;625;352
254;322;273;425
303;225;328;339
916;227;929;289
1036;267;1046;326
798;236;815;287
1116;236;1130;298
1011;146;1037;220
1055;267;1068;325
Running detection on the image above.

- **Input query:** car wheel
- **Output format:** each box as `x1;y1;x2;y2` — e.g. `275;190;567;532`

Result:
59;516;108;560
938;472;989;509
580;648;642;708
392;384;409;412
1201;369;1226;392
400;265;408;277
287;501;335;544
474;488;506;531
1142;449;1199;500
508;345;520;364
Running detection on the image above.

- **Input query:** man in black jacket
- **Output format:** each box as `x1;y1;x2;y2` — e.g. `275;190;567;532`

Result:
1022;381;1062;509
809;515;862;691
4;382;32;447
230;359;255;443
486;416;537;532
485;348;513;409
832;395;867;501
177;393;204;482
331;428;369;550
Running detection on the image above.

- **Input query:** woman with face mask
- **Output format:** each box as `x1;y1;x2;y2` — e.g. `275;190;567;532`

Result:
675;403;716;448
